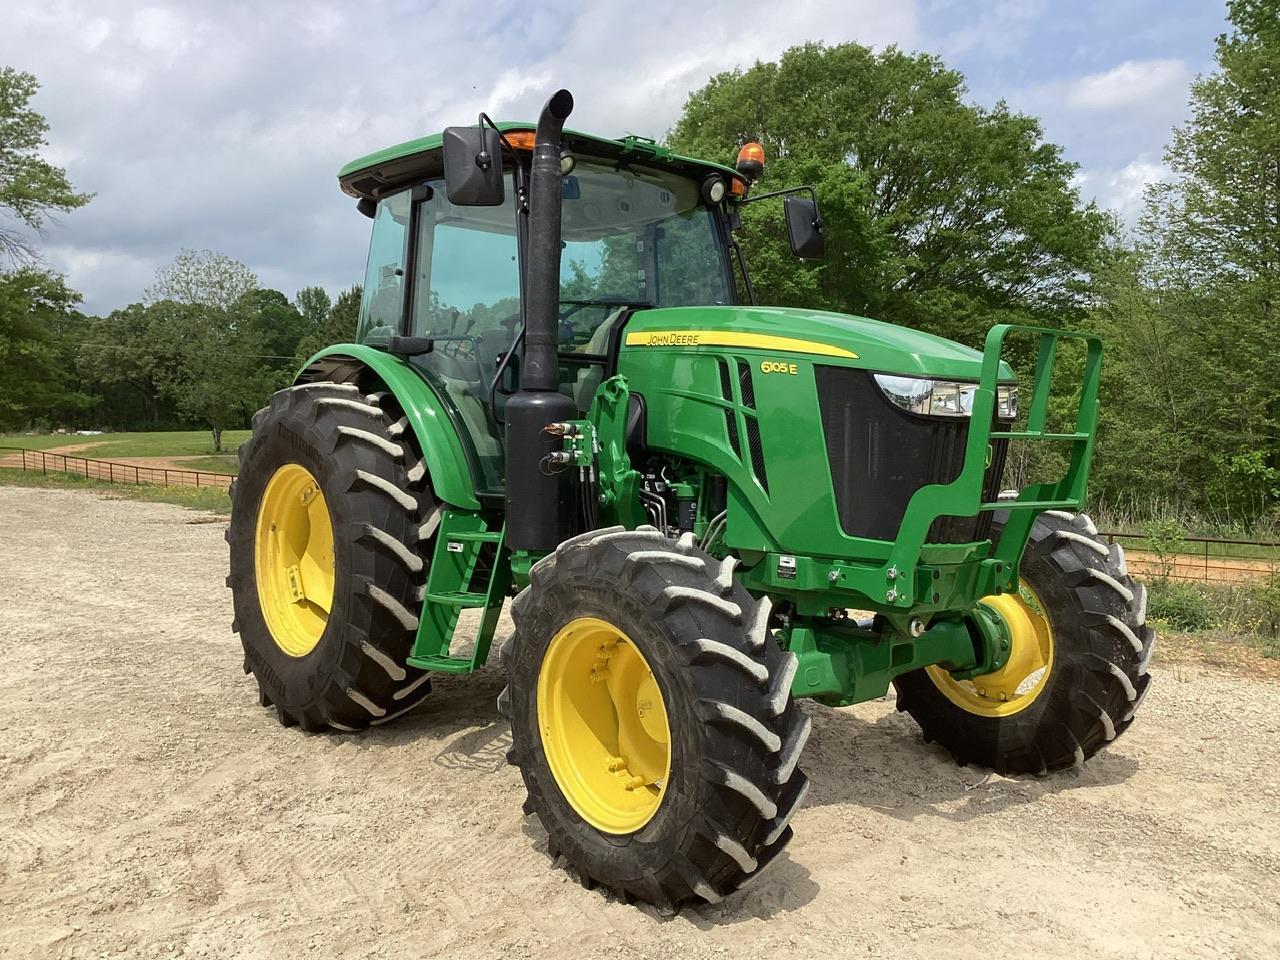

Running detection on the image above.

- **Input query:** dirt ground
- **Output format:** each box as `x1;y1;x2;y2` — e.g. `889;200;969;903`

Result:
1;488;1278;960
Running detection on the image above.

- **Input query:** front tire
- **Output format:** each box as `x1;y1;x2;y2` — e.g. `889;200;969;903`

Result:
226;382;437;731
501;526;811;912
893;511;1156;774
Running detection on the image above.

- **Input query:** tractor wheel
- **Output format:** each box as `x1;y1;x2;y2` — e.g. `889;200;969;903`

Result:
500;526;810;912
226;382;437;731
893;511;1155;774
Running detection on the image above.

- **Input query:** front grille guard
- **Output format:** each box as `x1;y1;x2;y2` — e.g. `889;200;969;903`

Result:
880;323;1103;608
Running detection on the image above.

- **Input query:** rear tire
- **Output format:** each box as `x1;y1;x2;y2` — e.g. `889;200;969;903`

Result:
226;382;437;731
501;526;811;912
893;511;1155;774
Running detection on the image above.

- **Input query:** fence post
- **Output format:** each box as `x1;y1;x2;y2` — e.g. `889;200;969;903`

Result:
41;452;46;476
1204;540;1209;582
196;472;201;488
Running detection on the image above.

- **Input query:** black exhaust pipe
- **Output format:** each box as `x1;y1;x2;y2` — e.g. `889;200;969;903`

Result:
505;89;578;552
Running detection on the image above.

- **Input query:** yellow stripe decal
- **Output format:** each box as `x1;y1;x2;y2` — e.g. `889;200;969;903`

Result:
624;330;858;359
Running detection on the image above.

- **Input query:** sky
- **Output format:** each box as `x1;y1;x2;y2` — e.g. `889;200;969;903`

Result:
2;0;1232;316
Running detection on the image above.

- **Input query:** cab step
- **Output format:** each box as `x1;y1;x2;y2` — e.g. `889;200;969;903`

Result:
405;654;475;674
424;590;490;607
408;510;509;676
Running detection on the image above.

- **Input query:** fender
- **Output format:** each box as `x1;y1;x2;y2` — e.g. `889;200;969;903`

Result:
296;344;481;510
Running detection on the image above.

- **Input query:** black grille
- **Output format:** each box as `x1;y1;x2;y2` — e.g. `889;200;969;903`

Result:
737;359;756;409
815;366;1008;543
745;414;769;493
717;359;742;457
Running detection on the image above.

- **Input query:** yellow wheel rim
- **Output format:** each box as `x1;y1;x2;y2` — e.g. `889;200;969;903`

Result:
537;617;671;834
925;582;1054;718
254;463;335;657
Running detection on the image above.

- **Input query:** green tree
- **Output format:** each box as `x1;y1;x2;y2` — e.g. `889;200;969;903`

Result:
294;284;362;362
77;303;169;426
237;287;306;366
668;42;1111;348
149;298;275;451
144;250;272;451
0;268;91;428
294;285;332;331
0;67;91;267
1128;0;1280;521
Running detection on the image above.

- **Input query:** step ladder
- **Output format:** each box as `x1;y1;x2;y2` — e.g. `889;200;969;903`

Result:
406;511;509;674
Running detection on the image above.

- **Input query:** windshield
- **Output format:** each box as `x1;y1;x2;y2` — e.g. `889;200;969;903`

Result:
557;160;733;350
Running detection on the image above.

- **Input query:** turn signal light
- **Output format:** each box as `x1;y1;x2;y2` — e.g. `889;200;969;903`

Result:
504;130;537;150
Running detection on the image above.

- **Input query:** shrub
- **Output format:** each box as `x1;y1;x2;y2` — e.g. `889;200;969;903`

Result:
1149;581;1219;631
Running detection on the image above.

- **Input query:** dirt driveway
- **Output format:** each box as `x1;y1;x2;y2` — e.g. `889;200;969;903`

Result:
1;487;1277;960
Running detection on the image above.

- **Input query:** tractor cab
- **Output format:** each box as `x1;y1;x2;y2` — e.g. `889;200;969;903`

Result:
339;125;757;493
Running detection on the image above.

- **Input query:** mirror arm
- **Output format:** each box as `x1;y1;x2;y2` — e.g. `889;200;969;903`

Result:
739;184;818;206
730;240;756;306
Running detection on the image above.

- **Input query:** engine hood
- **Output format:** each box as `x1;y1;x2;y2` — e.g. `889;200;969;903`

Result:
622;305;1015;382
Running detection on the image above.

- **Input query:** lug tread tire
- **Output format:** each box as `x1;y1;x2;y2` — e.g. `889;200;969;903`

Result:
502;528;809;910
892;511;1155;774
226;382;436;731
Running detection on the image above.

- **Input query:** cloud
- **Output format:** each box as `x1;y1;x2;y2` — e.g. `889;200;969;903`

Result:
925;0;1047;61
1066;58;1190;111
1074;159;1170;224
2;0;918;315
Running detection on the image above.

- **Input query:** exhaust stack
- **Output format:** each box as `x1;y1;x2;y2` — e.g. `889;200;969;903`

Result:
504;89;578;552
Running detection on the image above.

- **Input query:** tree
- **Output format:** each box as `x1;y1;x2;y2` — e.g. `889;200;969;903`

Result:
668;43;1111;349
294;285;332;331
1129;0;1280;521
77;303;169;426
150;298;276;451
0;268;92;428
0;67;91;267
144;250;272;451
294;284;362;362
236;287;306;366
145;248;257;311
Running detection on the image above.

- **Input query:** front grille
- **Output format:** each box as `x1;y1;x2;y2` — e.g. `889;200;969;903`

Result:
815;366;1008;543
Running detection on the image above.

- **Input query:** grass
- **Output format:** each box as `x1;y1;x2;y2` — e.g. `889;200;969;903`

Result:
180;455;240;474
0;429;251;459
0;467;231;514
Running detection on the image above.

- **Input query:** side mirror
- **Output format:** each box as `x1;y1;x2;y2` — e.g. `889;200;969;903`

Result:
442;126;505;206
784;196;825;260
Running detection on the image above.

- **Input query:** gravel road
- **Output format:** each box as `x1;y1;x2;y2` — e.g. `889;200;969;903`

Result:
1;487;1277;960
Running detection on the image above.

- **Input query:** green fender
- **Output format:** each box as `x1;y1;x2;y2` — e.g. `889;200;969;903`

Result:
296;344;481;510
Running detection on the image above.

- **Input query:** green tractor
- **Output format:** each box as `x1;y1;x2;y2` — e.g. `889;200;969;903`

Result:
226;89;1154;911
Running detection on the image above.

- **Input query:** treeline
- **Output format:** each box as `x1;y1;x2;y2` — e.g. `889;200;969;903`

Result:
1;252;360;449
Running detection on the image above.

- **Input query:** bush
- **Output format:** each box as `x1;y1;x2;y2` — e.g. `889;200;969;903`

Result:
1245;576;1280;639
1149;581;1219;631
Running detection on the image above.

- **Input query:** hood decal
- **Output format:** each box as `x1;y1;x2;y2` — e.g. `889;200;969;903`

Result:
625;330;858;360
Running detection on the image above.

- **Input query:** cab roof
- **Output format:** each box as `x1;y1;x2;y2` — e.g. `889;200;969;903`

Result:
338;121;743;201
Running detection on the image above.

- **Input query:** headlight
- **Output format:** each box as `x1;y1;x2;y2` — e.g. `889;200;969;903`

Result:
874;374;1018;419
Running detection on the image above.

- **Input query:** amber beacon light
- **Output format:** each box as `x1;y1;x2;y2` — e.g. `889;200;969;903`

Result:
735;141;765;182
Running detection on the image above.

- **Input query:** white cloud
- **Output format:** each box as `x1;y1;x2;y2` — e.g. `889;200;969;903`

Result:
1066;58;1190;111
1074;159;1170;224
